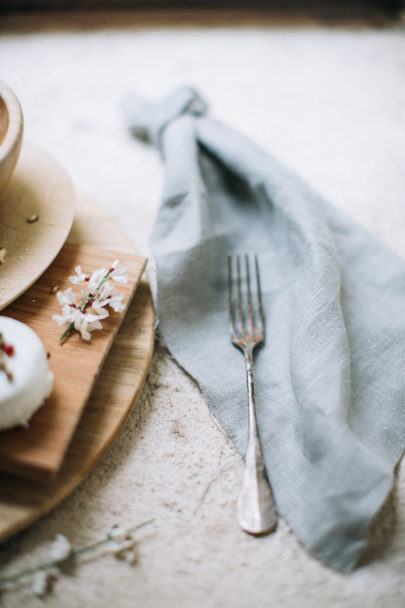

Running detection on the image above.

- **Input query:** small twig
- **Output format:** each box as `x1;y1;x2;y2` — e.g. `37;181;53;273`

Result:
0;519;154;589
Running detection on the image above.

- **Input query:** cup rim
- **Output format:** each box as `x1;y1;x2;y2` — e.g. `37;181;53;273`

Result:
0;80;24;170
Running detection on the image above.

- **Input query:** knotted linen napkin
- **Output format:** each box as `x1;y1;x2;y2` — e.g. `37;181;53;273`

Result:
124;87;405;572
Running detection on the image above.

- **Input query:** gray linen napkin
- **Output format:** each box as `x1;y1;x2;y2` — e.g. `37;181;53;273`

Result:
124;87;405;572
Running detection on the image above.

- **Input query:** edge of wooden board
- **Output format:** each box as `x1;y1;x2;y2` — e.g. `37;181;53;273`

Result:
0;176;155;542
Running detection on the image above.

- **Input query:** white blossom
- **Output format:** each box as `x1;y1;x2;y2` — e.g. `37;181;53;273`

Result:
108;525;127;543
32;569;59;598
74;311;107;341
53;305;78;326
123;548;138;564
94;283;125;313
69;265;89;285
89;267;108;291
0;521;152;597
50;534;73;562
108;524;138;562
98;281;114;300
53;261;128;343
56;287;77;307
91;282;114;314
110;262;128;285
92;299;110;316
108;292;126;313
111;536;138;559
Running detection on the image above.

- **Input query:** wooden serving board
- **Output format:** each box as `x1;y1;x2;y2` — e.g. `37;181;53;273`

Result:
0;242;146;480
0;182;155;543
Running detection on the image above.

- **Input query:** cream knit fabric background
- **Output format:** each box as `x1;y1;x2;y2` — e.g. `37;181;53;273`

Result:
0;19;405;606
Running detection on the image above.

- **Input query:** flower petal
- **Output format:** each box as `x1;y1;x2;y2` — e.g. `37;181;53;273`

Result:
108;525;127;543
50;534;73;562
69;265;88;285
57;287;77;306
109;293;125;313
92;301;110;317
52;314;67;326
89;267;107;290
110;267;128;284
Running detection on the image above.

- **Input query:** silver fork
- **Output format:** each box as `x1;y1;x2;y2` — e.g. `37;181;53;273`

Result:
228;253;278;535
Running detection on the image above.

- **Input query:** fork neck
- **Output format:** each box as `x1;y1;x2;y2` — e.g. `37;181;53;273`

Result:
244;349;255;398
244;347;254;364
244;348;259;438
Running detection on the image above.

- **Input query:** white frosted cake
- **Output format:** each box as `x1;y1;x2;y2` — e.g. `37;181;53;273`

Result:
0;316;53;430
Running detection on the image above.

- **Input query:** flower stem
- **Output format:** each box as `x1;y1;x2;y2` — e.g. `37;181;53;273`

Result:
59;322;74;344
0;519;154;588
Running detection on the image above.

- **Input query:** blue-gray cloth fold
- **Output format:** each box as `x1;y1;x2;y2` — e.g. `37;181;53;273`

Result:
124;87;405;572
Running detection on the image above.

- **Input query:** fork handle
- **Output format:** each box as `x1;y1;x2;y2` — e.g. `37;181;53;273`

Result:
237;349;278;535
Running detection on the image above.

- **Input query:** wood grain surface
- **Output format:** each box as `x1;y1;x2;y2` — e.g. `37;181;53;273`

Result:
0;243;146;480
0;152;155;543
0;144;74;311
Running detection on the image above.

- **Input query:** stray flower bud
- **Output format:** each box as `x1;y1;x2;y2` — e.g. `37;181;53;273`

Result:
110;534;138;561
124;548;138;564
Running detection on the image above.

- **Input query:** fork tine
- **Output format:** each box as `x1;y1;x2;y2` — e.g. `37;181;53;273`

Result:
254;254;264;332
236;255;244;333
227;254;235;334
229;254;264;338
245;254;254;332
